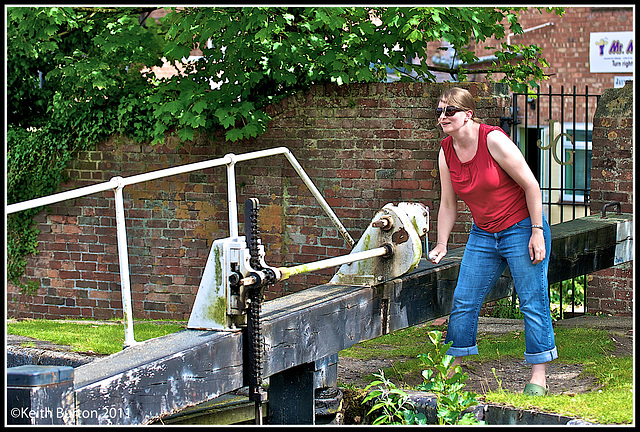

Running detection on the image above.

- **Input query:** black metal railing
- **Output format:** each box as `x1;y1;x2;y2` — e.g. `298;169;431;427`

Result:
506;85;600;319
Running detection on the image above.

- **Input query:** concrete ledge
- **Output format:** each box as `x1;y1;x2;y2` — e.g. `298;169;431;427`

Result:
7;335;103;368
393;392;596;425
478;402;596;425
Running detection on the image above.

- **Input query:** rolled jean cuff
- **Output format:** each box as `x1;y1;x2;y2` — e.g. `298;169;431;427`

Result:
524;346;558;364
446;345;479;358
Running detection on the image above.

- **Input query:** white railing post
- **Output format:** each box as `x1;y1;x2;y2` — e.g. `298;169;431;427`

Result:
113;177;137;348
225;154;239;238
281;148;355;247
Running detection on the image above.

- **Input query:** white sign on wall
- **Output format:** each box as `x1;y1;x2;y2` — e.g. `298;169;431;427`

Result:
614;76;633;88
589;32;633;73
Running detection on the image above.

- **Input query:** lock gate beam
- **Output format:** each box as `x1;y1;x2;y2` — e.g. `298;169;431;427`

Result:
7;212;632;425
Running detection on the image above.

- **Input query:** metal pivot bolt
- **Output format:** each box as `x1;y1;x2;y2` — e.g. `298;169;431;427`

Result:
372;215;394;231
381;243;394;258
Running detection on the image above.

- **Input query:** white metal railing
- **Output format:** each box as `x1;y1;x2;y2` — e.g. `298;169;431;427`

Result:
7;147;355;347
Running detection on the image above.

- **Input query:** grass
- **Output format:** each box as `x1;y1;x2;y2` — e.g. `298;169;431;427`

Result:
484;357;633;424
478;326;615;361
339;323;634;425
7;318;186;355
478;327;633;424
7;317;632;424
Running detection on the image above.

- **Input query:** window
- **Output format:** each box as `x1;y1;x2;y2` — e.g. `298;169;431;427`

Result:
562;125;592;203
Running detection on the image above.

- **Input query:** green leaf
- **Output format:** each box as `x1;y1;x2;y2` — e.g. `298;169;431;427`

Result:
408;29;423;43
165;44;191;61
422;369;434;380
225;128;245;142
177;126;194;142
192;100;207;114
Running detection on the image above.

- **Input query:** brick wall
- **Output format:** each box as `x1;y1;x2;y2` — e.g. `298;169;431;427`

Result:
7;79;632;321
586;81;633;316
7;82;512;320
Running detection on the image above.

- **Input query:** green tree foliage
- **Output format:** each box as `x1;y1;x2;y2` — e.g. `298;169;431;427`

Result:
6;6;563;292
155;6;562;143
6;6;166;292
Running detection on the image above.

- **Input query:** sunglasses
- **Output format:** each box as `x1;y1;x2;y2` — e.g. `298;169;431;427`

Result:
436;106;465;117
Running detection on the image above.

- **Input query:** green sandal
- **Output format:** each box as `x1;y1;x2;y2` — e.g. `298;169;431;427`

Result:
523;383;549;396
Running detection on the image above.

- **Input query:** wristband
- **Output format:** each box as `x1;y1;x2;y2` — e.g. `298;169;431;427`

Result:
437;242;447;247
531;225;544;230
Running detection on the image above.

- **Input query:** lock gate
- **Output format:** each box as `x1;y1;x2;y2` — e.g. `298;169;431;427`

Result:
7;211;632;425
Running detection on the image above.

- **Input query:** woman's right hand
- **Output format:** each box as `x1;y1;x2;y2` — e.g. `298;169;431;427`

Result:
428;243;447;264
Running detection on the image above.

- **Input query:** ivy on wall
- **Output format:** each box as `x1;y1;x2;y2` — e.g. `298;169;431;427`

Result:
6;7;163;293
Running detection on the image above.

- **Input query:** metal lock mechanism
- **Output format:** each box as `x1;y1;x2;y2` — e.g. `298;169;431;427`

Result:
187;200;429;331
329;202;429;286
188;199;280;330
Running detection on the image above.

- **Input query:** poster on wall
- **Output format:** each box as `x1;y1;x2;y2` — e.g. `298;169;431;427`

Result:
590;31;633;73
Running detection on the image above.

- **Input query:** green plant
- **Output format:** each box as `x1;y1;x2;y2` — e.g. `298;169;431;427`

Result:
361;330;484;425
339;385;368;424
6;7;165;294
363;370;427;425
550;276;586;320
489;296;525;319
416;330;484;425
491;367;504;392
159;7;564;143
489;276;586;321
344;324;632;424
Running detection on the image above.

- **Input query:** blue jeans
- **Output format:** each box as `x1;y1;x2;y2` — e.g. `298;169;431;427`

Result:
445;216;558;364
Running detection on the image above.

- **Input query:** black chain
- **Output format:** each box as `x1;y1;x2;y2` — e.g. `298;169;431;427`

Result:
244;198;276;422
246;198;262;271
247;287;265;397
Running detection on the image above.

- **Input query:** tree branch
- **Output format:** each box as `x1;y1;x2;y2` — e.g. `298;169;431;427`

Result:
71;7;156;14
395;64;554;78
54;7;159;38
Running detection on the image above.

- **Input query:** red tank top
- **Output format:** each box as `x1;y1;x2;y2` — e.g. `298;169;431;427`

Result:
441;124;530;233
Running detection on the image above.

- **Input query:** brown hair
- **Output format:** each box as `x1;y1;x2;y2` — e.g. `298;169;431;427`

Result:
439;87;482;123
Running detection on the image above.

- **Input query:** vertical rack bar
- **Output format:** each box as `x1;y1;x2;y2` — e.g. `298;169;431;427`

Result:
572;85;578;220
547;85;553;303
560;85;566;226
547;85;554;224
584;86;590;215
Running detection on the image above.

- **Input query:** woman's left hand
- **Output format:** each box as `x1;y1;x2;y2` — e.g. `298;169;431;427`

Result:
529;231;546;265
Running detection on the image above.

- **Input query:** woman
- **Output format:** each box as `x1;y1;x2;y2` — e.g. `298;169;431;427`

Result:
429;87;557;396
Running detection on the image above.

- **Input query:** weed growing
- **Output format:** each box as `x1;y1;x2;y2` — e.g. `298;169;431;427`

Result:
415;331;484;424
363;330;484;425
363;370;427;425
343;323;632;425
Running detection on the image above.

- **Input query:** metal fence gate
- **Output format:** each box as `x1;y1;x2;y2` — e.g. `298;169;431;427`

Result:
504;85;601;319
